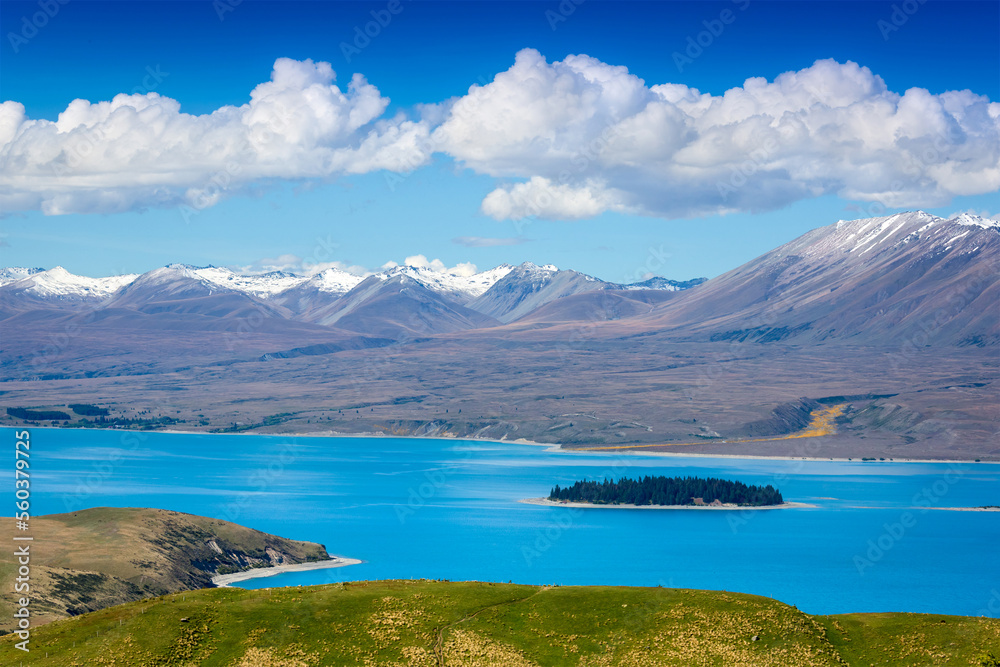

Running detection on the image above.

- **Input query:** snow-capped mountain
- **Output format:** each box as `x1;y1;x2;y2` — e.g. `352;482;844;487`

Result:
188;266;310;298
813;211;998;258
1;266;137;300
630;211;999;345
298;272;501;336
465;262;711;323
948;213;999;230
0;259;696;305
127;262;517;305
269;263;520;317
374;264;516;303
107;264;226;303
619;276;708;291
455;264;517;297
469;263;604;323
265;267;363;315
309;267;367;294
92;263;317;335
1;211;993;359
0;267;44;286
0;258;705;333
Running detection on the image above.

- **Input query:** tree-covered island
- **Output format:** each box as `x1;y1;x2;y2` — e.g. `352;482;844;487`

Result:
549;475;784;507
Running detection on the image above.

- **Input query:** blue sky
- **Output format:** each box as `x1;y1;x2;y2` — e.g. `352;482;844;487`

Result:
1;0;998;281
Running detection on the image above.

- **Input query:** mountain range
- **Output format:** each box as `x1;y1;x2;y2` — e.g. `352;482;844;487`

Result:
0;260;706;338
2;211;994;346
1;211;997;459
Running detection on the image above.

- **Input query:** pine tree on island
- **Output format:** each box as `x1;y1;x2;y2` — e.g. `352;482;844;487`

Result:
549;475;783;507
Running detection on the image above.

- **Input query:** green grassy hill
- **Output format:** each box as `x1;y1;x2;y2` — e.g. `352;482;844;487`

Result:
1;580;997;666
0;508;329;632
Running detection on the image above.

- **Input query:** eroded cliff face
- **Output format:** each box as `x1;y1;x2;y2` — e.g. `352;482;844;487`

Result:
0;508;330;632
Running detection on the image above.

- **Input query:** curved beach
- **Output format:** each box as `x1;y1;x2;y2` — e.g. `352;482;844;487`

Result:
212;557;362;587
519;498;816;510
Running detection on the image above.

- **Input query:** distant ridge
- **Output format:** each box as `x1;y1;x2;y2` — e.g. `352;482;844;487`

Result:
0;266;44;286
1;212;994;345
299;273;502;337
618;211;1000;346
0;259;701;335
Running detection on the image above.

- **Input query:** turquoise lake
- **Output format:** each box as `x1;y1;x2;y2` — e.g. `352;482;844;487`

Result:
15;427;1000;617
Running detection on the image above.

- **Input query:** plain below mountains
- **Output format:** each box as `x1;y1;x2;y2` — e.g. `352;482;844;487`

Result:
1;211;997;459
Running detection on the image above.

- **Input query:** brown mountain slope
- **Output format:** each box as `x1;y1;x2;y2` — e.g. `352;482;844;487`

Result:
303;274;501;337
469;263;610;323
514;289;679;324
622;212;999;346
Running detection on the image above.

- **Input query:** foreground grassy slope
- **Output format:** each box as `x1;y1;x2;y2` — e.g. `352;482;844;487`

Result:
1;580;996;666
0;508;329;632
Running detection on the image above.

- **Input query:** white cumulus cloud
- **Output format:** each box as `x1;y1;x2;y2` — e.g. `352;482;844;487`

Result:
434;49;1000;220
480;176;627;220
3;51;998;220
0;58;432;215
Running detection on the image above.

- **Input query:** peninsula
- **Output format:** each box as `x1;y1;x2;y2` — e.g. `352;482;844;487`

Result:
0;507;353;632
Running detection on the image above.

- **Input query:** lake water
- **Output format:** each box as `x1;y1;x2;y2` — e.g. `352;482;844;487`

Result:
15;427;1000;617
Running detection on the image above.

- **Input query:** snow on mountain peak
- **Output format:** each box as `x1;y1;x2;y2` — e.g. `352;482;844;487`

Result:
190;265;310;297
1;258;680;304
373;263;514;298
310;267;365;294
0;267;44;286
517;261;559;274
0;261;520;301
807;211;997;261
140;265;199;284
459;264;515;297
12;266;138;299
952;213;1000;229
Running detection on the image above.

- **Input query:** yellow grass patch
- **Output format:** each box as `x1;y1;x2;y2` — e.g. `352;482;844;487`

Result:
578;403;847;451
443;629;540;666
